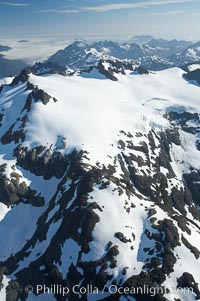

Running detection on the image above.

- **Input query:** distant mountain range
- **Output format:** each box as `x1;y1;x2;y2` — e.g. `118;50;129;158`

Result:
46;36;199;72
0;35;200;78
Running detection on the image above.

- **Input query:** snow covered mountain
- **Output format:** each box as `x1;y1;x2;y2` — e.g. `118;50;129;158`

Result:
146;39;192;57
47;40;143;70
171;41;200;66
47;38;195;72
0;59;200;301
127;35;154;45
47;39;168;71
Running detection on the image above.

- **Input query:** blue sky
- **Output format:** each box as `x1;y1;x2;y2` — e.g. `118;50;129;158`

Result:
0;0;200;40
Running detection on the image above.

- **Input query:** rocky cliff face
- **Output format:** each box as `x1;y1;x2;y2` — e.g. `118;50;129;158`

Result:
0;62;200;301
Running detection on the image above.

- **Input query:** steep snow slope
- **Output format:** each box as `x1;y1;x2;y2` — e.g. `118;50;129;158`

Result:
0;66;200;301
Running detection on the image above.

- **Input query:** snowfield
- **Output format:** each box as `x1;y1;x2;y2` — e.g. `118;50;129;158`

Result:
25;68;200;164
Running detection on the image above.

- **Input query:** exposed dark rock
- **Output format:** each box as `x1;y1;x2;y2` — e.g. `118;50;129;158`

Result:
184;171;200;206
165;129;181;146
97;60;118;81
165;110;200;135
32;62;67;76
21;84;57;114
0;170;44;207
5;280;20;301
136;66;149;74
177;273;200;299
183;69;200;85
1;122;26;145
159;219;180;249
173;215;191;235
181;235;200;259
14;145;70;180
11;68;32;86
166;111;199;125
171;187;187;215
114;232;131;243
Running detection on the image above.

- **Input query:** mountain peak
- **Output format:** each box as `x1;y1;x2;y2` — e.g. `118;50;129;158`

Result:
127;34;154;45
70;38;89;48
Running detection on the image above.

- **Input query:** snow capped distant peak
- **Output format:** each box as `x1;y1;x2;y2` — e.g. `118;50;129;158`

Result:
172;41;200;66
73;38;88;47
187;63;200;72
127;34;154;45
66;39;89;49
